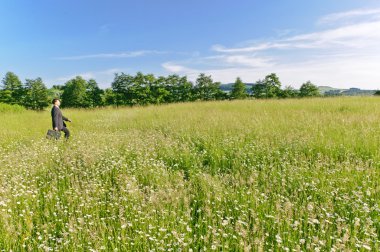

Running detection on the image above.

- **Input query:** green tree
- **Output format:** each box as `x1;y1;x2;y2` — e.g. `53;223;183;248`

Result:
263;73;282;98
193;73;225;101
134;72;154;105
177;76;194;102
52;85;64;90
299;81;320;97
230;77;248;99
251;79;267;99
102;88;117;106
48;86;64;102
112;72;154;106
1;72;24;105
150;76;170;104
165;75;193;103
61;76;89;108
112;73;132;106
24;78;49;110
252;73;282;99
374;90;380;96
280;85;298;98
86;79;103;107
0;90;13;104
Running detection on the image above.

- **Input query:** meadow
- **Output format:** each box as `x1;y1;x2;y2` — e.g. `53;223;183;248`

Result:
0;97;379;251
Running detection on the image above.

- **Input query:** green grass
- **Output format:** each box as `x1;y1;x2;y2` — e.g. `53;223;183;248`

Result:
0;102;25;113
0;97;379;251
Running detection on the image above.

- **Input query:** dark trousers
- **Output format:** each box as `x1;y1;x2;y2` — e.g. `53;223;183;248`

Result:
61;127;70;139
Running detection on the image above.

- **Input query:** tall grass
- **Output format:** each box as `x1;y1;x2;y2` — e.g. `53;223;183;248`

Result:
0;97;379;251
0;102;25;113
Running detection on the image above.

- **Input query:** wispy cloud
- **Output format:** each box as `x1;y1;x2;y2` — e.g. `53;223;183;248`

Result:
318;8;380;25
55;50;167;60
98;24;111;34
51;68;127;87
286;20;380;49
162;7;380;89
212;43;290;53
213;17;380;53
162;62;195;73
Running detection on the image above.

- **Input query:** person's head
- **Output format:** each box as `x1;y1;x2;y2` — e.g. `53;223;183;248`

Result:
52;98;61;107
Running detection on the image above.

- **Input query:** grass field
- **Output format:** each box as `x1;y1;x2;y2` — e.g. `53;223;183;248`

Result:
0;97;379;251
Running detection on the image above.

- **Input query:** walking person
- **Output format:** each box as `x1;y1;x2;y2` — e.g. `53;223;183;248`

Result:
51;98;72;139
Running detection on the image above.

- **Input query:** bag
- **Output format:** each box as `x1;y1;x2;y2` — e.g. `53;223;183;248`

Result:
46;129;61;140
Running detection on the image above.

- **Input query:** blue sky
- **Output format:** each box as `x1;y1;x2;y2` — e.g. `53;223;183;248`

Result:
1;0;380;89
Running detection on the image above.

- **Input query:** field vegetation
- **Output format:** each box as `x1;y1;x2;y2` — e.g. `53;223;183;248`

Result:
0;97;379;251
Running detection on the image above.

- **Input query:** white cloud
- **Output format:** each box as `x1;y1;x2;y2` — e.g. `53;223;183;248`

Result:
221;55;274;68
49;68;127;88
99;24;110;34
162;53;380;89
213;43;268;53
213;19;380;52
162;7;380;89
162;62;195;73
55;50;167;60
286;20;380;49
318;8;380;25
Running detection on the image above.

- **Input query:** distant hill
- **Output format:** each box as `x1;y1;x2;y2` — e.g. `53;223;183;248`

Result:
319;86;377;96
220;83;377;96
318;86;341;94
220;83;255;93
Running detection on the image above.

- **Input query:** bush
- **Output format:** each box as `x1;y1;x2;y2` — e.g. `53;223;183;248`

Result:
0;102;25;113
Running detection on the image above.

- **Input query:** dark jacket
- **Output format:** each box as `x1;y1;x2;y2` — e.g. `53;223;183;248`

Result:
51;106;69;130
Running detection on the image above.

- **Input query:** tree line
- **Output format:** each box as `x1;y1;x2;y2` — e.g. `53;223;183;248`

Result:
0;71;321;110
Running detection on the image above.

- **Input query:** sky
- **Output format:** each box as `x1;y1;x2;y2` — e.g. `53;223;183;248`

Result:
1;0;380;89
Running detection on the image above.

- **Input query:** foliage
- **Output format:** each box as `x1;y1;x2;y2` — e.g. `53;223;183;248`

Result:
23;78;49;110
0;71;375;110
280;85;299;98
149;76;170;104
230;77;248;99
193;73;226;101
61;76;89;108
0;89;13;104
86;79;104;107
263;73;282;98
1;72;24;105
102;88;117;106
164;75;193;103
300;81;320;97
0;98;379;251
252;73;282;98
48;88;64;102
251;79;267;98
111;72;152;106
0;102;25;112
